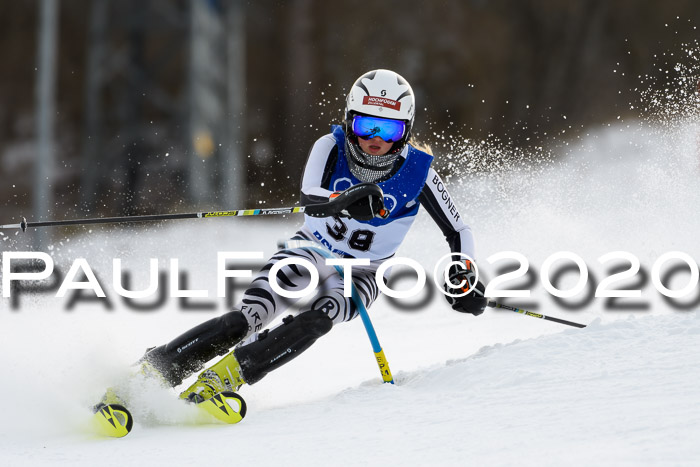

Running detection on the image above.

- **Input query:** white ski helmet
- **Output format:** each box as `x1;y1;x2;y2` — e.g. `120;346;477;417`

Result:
344;69;416;182
345;69;415;140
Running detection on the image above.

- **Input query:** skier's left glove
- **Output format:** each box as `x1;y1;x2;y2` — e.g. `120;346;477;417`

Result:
442;259;487;316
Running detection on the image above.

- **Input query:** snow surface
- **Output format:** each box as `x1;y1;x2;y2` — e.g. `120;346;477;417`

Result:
1;119;700;466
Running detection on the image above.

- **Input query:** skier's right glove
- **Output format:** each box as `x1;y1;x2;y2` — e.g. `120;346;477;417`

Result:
304;183;389;221
442;259;487;316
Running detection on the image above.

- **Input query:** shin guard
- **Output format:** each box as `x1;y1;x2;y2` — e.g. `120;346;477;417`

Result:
144;310;249;386
234;309;333;385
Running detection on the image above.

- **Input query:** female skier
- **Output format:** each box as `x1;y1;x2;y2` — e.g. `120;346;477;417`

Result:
139;69;486;403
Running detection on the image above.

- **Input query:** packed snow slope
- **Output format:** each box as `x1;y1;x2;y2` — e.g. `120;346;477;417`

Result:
1;119;700;466
2;313;699;466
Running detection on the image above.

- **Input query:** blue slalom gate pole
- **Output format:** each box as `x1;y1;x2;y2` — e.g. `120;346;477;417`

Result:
283;241;394;384
349;284;394;384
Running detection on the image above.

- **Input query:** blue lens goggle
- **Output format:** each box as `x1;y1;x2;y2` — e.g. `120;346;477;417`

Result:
351;115;406;143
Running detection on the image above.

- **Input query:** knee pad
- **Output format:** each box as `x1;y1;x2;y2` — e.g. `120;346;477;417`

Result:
297;308;334;336
307;290;353;324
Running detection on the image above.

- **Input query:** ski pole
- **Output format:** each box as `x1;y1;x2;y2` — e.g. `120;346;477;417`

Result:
0;207;307;232
488;301;587;328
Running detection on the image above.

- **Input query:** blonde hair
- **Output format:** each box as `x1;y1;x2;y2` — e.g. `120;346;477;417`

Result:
409;138;433;155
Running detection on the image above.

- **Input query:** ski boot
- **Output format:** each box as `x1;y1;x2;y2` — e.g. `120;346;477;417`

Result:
92;360;167;438
96;359;169;407
178;351;248;424
179;350;246;404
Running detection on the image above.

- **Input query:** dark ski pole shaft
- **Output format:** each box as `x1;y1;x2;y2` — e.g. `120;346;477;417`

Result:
0;207;307;232
488;301;587;328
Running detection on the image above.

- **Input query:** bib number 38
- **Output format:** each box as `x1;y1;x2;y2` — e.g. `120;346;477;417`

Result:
326;215;374;252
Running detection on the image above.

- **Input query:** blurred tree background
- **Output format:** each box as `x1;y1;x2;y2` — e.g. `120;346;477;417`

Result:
1;0;698;230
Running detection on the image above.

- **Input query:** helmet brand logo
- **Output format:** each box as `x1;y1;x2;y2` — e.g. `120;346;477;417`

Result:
363;96;401;111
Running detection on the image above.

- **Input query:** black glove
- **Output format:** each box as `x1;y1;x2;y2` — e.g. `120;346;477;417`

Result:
442;260;487;316
305;183;388;221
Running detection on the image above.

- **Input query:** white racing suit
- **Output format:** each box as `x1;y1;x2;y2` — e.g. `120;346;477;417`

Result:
145;126;477;387
237;125;475;336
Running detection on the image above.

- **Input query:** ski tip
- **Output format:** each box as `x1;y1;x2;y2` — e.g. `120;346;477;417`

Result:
92;403;134;438
198;391;247;424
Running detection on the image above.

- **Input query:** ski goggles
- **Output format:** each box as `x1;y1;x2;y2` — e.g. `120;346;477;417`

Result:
351;115;406;142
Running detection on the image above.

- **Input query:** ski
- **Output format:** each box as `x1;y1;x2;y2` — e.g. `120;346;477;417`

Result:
196;391;248;424
92;403;134;438
91;391;247;438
